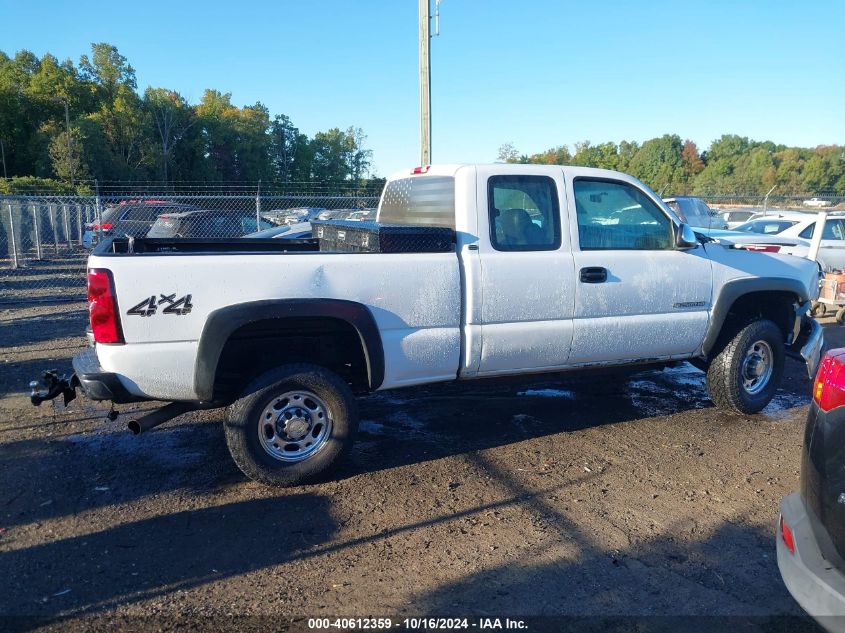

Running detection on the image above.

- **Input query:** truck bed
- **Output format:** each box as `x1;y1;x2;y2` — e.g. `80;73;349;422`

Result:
100;237;321;255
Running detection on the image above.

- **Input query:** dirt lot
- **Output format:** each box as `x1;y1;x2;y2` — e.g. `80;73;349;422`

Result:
0;296;838;631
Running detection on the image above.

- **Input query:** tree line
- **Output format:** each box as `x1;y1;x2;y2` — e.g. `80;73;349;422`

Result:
498;135;845;197
0;43;377;193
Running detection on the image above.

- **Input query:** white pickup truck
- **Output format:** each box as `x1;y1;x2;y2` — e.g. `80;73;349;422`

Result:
31;164;824;486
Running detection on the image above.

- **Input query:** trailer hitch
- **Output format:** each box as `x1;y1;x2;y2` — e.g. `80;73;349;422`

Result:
30;370;79;407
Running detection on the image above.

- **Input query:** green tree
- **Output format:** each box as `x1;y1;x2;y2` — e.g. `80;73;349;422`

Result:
143;87;194;183
48;126;88;181
628;134;684;192
309;127;372;182
271;114;300;180
497;142;520;163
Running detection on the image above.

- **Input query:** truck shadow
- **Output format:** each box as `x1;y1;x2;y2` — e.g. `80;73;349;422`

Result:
0;446;822;630
339;359;812;480
0;493;335;621
405;451;820;631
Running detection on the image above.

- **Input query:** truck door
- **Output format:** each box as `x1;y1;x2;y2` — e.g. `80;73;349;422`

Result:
474;167;575;375
565;174;713;364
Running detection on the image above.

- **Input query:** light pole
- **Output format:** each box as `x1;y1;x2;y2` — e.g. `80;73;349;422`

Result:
762;185;776;216
52;96;73;186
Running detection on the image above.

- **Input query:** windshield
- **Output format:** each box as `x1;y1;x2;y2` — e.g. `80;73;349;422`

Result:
666;199;700;221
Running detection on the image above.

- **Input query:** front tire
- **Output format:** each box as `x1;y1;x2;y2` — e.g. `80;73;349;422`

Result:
706;319;784;414
225;364;358;486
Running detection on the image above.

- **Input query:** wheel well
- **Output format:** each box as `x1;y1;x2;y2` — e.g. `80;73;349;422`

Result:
720;291;796;344
212;317;370;401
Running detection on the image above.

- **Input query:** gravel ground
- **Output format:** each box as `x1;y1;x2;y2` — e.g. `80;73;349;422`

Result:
0;294;839;632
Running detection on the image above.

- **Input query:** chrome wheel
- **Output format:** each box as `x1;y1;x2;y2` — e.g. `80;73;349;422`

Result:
258;390;333;462
741;340;774;395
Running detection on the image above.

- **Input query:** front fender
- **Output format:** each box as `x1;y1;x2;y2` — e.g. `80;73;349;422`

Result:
701;277;811;357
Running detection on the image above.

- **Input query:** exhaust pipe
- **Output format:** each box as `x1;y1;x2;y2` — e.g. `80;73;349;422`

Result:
128;402;196;435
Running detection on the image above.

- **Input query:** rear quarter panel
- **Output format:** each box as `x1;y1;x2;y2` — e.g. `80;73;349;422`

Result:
91;251;462;399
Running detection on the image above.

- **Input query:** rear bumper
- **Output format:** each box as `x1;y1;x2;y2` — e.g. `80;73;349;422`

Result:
778;492;845;631
800;317;825;378
72;347;145;404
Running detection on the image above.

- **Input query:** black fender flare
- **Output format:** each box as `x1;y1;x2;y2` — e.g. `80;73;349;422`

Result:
701;277;809;357
194;299;384;401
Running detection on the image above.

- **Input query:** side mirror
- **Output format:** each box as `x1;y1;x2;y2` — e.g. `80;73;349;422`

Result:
676;223;698;249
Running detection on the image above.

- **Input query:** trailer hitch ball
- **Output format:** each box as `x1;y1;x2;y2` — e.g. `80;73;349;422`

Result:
29;371;77;407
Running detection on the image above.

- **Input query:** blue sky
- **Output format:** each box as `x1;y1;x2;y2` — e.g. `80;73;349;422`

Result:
2;0;843;177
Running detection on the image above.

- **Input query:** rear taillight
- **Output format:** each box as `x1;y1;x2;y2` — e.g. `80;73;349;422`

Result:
87;269;123;344
780;515;795;555
742;244;781;253
813;348;845;411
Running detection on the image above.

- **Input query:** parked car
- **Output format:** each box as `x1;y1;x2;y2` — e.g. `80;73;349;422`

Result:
697;227;812;258
315;209;344;221
316;208;374;221
778;347;845;628
279;207;327;225
804;197;832;208
771;213;845;272
720;209;755;229
732;218;800;235
345;209;376;222
245;222;312;239
32;164;823;488
82;201;197;247
662;196;728;230
146;209;280;238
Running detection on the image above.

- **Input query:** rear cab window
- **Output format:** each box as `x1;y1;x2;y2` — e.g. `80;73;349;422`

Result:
378;176;456;228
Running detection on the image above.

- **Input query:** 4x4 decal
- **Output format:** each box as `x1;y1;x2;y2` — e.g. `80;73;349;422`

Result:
128;293;193;317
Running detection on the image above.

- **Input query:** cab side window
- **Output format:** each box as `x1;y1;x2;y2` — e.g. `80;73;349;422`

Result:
574;179;673;250
488;175;561;251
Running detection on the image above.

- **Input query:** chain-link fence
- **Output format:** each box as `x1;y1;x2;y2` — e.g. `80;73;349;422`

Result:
0;192;378;307
3;186;844;309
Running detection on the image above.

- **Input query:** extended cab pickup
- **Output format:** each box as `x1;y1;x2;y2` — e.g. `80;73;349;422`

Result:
32;165;824;486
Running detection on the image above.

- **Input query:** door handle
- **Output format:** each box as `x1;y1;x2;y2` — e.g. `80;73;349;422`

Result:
580;266;608;283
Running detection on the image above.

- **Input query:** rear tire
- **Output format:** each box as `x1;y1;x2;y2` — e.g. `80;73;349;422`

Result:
836;307;845;326
706;319;784;414
225;364;358;486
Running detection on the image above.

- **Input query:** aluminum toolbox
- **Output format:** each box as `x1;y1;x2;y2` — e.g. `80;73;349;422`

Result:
311;220;455;253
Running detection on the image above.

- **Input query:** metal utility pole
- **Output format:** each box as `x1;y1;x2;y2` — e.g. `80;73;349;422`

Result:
419;0;432;165
0;139;7;179
63;101;71;185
